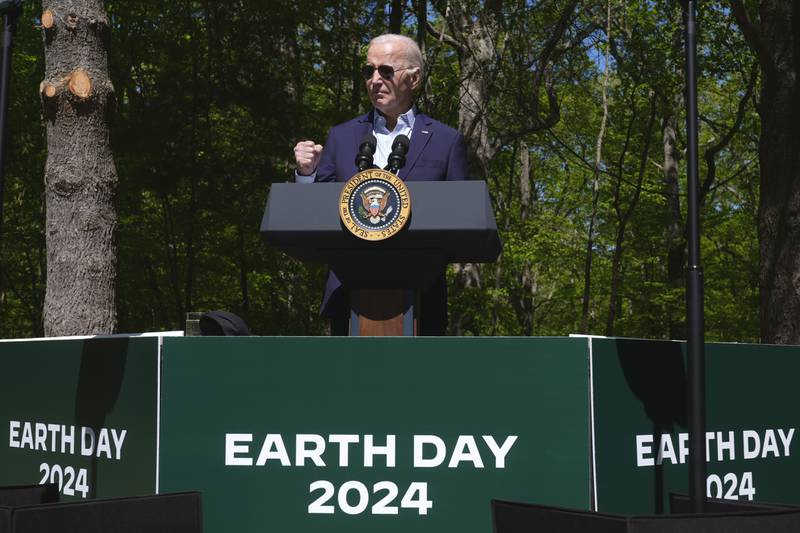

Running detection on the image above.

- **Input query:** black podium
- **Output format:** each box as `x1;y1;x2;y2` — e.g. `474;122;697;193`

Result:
261;181;501;335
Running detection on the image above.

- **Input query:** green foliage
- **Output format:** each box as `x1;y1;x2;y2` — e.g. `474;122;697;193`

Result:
1;0;46;337
0;0;761;340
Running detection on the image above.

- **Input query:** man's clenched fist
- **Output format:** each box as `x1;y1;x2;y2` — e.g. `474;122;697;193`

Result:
294;140;323;176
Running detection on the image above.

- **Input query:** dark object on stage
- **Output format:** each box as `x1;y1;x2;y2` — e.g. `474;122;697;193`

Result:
0;491;202;533
261;181;500;335
670;493;799;514
491;499;800;533
200;310;251;336
0;484;58;506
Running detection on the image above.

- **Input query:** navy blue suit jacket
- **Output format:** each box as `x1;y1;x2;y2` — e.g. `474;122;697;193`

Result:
315;111;470;182
315;110;470;333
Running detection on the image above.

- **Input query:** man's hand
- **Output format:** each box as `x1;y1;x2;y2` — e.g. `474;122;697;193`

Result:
294;140;323;176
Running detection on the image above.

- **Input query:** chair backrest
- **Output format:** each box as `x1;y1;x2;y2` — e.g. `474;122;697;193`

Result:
0;485;58;507
0;506;11;533
669;493;798;514
628;510;800;533
492;498;800;533
5;491;202;533
492;499;626;533
200;310;251;336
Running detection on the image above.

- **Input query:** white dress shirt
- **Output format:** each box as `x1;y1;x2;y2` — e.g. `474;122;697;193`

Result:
296;107;416;183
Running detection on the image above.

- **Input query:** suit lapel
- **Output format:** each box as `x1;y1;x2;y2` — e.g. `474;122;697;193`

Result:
401;113;433;180
358;110;374;145
350;111;374;177
358;110;374;129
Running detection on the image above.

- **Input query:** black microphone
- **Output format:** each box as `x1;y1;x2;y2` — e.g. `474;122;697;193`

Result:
355;133;377;171
385;134;410;174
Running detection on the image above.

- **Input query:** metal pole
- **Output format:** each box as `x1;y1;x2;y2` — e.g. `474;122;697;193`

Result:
0;0;22;243
683;0;706;514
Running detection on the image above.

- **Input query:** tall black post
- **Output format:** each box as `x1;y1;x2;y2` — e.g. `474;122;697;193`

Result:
0;0;22;242
682;0;706;514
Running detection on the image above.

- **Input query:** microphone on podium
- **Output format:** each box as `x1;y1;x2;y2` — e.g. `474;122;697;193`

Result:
385;135;410;174
355;133;377;171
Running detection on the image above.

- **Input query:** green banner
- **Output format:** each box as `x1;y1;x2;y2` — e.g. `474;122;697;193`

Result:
591;337;800;513
0;336;159;500
6;334;799;530
158;336;592;533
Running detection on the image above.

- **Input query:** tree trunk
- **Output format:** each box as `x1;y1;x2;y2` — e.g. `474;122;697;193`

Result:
580;180;600;333
429;0;576;334
41;0;118;336
662;107;685;340
389;0;404;33
184;0;200;317
730;0;800;343
518;141;534;335
454;19;496;183
448;4;499;319
414;0;427;53
238;222;249;313
606;92;656;336
582;0;612;334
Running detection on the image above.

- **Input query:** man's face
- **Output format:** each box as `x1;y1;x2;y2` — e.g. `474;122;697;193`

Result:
365;41;420;118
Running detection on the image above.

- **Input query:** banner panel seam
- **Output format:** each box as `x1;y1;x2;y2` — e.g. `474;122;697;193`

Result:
589;336;598;511
155;335;163;494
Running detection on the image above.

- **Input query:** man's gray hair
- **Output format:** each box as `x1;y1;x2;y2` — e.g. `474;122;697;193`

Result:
369;34;424;74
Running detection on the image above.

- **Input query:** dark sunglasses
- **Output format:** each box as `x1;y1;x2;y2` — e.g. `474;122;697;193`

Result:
361;64;413;80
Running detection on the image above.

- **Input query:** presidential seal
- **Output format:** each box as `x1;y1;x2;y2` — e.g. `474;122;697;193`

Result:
339;169;411;241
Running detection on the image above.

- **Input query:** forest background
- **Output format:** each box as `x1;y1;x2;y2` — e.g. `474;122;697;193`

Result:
0;0;769;339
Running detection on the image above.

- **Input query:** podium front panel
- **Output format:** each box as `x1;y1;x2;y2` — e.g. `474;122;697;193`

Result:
261;181;501;263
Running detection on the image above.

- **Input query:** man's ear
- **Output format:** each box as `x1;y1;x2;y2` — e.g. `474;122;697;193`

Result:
410;67;422;91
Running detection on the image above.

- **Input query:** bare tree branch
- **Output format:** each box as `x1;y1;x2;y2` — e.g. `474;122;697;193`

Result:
424;18;463;51
700;63;758;202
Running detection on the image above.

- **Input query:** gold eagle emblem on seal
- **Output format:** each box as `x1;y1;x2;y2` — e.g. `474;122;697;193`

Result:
339;169;412;241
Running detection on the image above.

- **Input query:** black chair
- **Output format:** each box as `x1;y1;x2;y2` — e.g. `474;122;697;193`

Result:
0;485;58;507
200;310;251;336
0;491;202;533
669;492;799;514
492;498;800;533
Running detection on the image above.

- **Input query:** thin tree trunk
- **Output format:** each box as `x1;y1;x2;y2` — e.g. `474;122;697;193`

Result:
238;222;249;313
606;92;656;336
428;0;576;333
160;193;183;324
389;0;404;33
580;183;600;333
41;0;118;336
519;140;532;218
605;105;638;337
662;106;685;340
144;256;168;327
184;0;200;316
581;0;612;333
518;141;534;335
414;0;427;52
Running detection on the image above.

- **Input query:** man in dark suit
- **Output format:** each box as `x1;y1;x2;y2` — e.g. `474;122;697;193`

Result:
293;33;470;335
